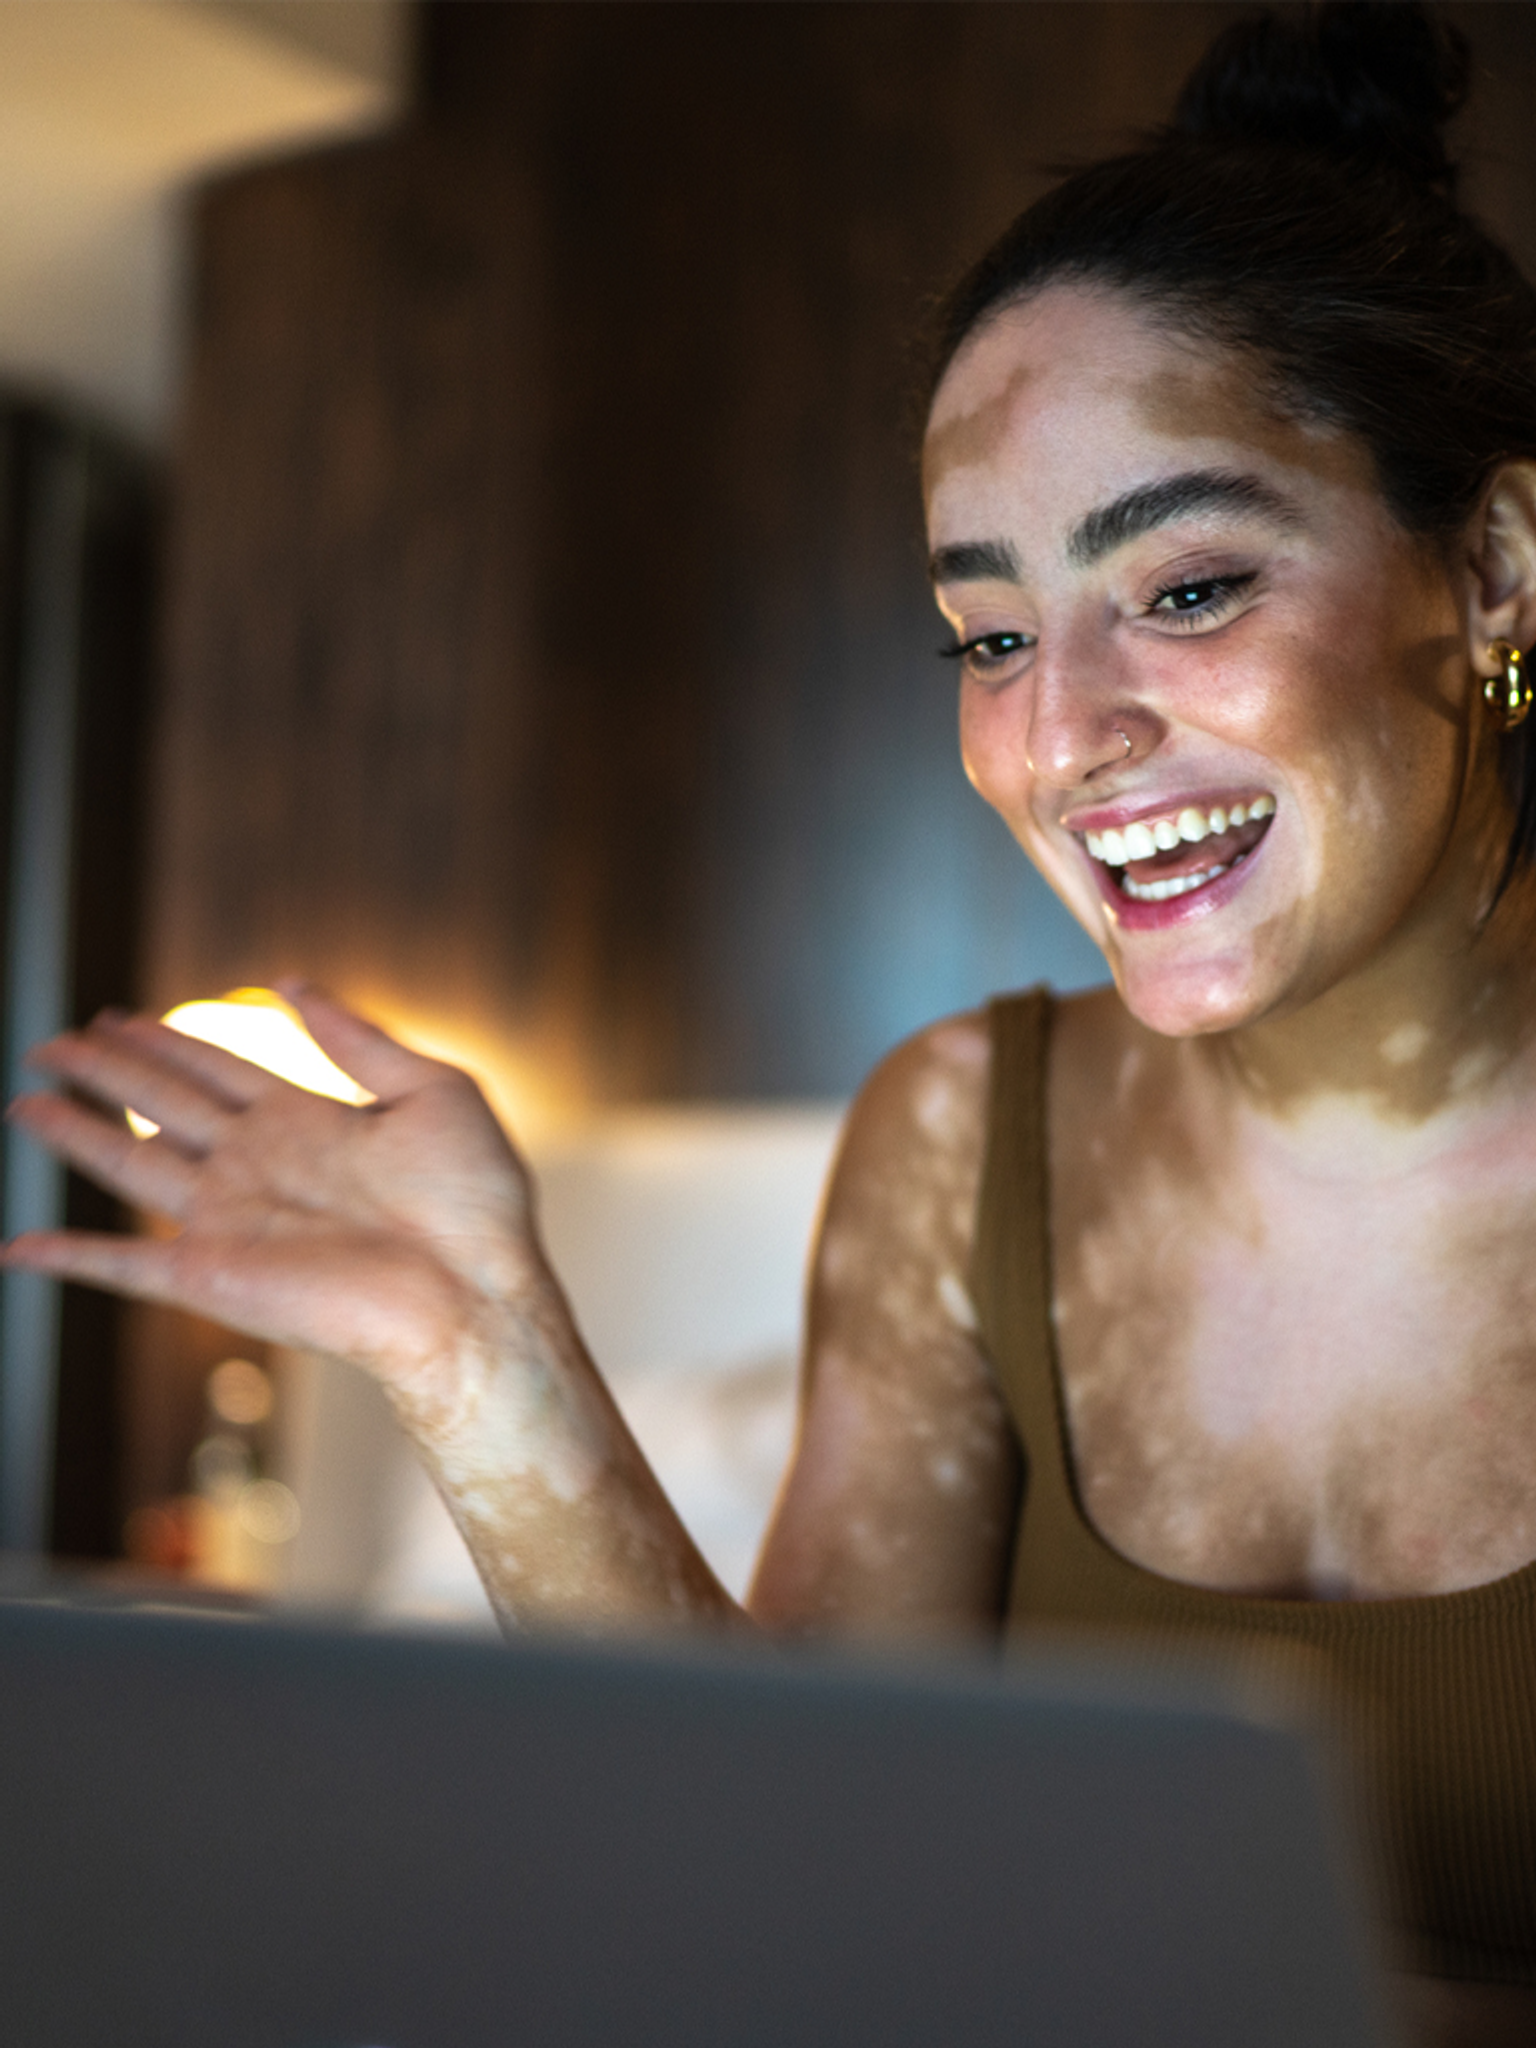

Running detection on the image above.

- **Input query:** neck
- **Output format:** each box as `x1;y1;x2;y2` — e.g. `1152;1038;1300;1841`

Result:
1193;791;1536;1155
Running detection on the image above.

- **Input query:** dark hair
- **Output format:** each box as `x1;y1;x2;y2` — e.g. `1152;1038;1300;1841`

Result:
934;2;1536;900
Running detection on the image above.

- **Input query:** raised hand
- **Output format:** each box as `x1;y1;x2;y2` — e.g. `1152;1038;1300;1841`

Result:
4;986;737;1626
3;988;549;1415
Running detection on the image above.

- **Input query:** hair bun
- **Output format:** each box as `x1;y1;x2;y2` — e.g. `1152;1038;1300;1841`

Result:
1173;2;1469;191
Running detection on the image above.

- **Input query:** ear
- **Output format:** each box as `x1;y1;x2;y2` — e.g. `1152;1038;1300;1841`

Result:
1464;461;1536;677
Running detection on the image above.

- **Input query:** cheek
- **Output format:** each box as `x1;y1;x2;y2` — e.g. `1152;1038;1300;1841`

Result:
1222;599;1468;965
958;686;1104;932
958;687;1029;818
1298;629;1462;819
1191;584;1462;823
957;691;1061;884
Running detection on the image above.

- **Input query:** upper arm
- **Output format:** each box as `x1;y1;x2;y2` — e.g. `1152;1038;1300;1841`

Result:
748;1011;1022;1638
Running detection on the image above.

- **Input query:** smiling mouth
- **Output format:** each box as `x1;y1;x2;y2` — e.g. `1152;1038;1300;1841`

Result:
1081;794;1275;903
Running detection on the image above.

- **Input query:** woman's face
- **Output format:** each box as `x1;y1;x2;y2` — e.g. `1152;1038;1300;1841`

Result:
923;285;1478;1039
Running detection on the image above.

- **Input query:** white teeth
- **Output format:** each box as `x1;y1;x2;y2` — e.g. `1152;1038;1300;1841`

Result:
1080;794;1276;873
1122;862;1228;902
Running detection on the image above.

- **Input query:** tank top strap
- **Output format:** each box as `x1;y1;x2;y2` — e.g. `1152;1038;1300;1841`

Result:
967;987;1074;1502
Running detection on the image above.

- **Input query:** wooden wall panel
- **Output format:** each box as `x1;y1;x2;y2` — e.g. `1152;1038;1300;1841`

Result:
152;3;1536;1115
153;4;1212;1109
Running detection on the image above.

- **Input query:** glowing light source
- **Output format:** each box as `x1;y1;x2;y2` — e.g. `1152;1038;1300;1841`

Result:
346;993;580;1144
127;986;371;1137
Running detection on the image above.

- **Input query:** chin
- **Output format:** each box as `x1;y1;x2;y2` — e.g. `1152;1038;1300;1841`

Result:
1108;948;1276;1039
1040;861;1281;1038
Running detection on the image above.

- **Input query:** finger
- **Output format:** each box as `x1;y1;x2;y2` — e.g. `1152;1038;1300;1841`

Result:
107;1014;285;1109
2;1228;187;1309
277;982;446;1101
24;1025;238;1150
7;1092;198;1218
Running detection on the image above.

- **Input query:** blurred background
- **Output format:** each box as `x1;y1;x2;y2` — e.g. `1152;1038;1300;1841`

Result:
0;0;1530;1625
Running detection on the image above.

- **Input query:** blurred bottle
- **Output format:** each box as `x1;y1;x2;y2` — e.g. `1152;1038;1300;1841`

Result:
131;1356;302;1593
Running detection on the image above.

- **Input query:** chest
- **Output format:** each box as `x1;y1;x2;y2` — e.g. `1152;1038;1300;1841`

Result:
1047;1146;1536;1598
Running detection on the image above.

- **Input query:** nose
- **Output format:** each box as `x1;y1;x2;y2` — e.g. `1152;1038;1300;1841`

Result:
1023;641;1163;787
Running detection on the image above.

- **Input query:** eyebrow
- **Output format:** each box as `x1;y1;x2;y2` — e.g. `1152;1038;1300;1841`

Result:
1065;468;1303;569
928;468;1303;588
928;538;1022;586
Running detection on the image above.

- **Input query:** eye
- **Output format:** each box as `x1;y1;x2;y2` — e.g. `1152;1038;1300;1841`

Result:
1145;571;1257;628
938;629;1035;679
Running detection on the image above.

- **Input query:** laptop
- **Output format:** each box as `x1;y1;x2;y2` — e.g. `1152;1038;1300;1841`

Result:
0;1597;1398;2047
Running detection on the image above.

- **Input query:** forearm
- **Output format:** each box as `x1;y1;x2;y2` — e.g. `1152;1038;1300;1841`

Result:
378;1261;745;1634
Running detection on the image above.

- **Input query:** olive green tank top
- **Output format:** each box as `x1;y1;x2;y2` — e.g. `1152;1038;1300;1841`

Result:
969;988;1536;1983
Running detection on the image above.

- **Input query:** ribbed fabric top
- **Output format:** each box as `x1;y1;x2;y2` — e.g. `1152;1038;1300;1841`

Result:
969;988;1536;1983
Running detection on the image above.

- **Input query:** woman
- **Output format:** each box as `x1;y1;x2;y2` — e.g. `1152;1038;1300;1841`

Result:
7;2;1536;2035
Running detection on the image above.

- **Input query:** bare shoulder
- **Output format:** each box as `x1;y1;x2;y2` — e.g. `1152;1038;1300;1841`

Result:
827;983;1125;1214
829;1005;992;1206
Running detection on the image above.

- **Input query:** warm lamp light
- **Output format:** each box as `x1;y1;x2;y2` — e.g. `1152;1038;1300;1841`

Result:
345;991;583;1144
127;986;372;1137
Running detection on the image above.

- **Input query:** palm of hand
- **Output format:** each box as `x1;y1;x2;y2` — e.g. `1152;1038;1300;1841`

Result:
5;992;544;1399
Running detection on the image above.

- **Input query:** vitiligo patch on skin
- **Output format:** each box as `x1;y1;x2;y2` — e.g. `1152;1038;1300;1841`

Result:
392;1285;738;1627
1047;986;1536;1598
937;1270;979;1333
1380;1022;1431;1067
922;357;1039;495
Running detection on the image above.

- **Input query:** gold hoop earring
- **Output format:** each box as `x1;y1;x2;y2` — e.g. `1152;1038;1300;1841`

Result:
1485;641;1533;731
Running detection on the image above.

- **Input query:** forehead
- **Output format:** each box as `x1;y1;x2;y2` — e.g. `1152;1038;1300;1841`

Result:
923;285;1366;535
